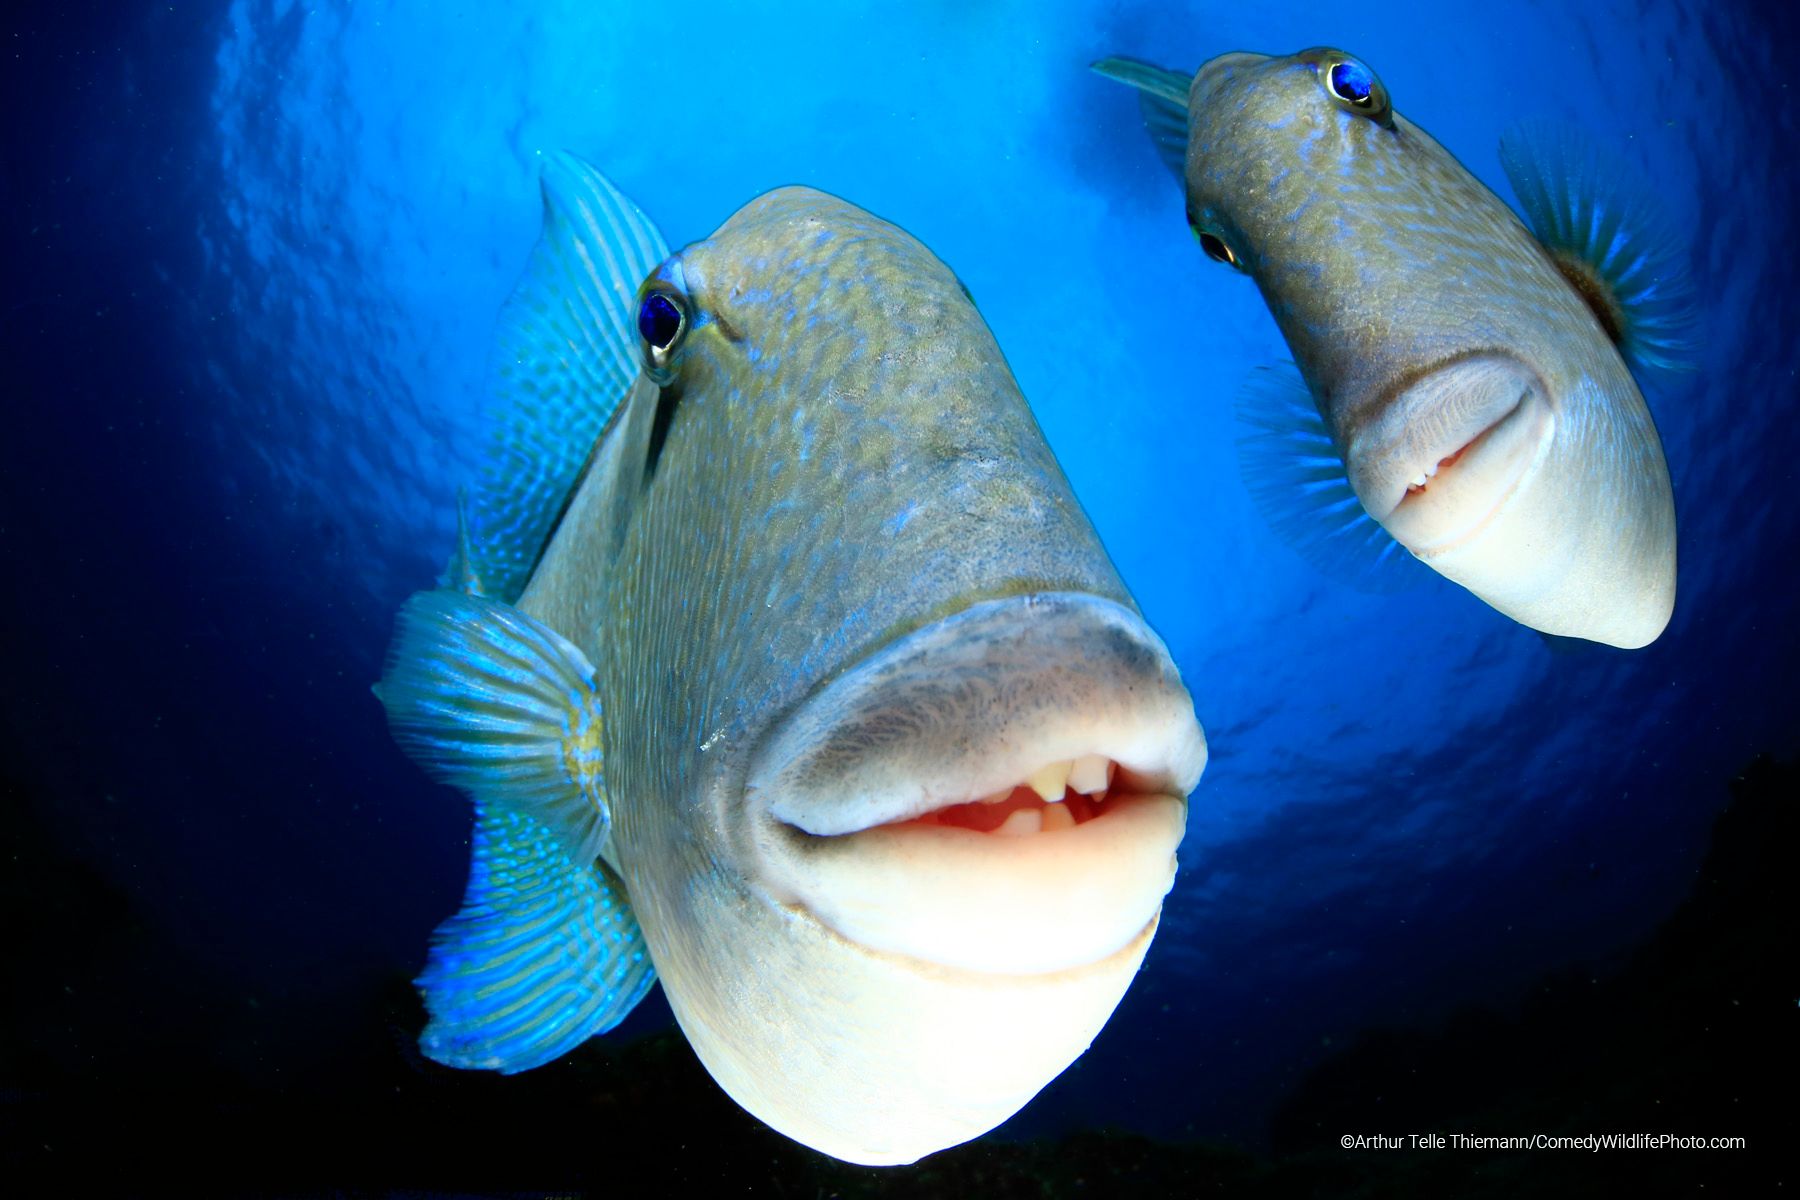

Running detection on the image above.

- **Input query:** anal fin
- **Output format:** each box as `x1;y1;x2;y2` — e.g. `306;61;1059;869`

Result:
419;807;654;1073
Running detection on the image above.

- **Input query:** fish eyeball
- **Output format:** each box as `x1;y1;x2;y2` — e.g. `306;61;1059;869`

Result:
1193;228;1242;270
1316;52;1392;125
636;286;689;378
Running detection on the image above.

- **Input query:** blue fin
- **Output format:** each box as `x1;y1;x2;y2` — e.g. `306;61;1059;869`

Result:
375;589;652;1071
468;153;670;602
1499;121;1696;377
1235;365;1424;593
440;487;488;597
416;806;655;1072
1091;57;1192;183
374;588;611;868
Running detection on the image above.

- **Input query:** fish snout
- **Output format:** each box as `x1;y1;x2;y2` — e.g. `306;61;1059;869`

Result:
743;592;1206;977
1346;353;1556;556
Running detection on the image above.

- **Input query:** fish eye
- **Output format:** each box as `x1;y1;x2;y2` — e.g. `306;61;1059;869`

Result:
1198;232;1237;266
1327;61;1374;106
1193;226;1242;270
1317;54;1392;125
636;287;688;379
1185;209;1243;268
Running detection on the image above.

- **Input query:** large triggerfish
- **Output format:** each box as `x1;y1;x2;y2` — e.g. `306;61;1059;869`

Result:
1095;47;1694;648
375;154;1207;1164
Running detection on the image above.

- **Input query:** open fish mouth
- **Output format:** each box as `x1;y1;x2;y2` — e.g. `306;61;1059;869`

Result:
745;592;1206;977
1350;353;1557;556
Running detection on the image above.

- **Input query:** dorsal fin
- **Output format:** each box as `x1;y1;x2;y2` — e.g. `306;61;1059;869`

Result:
1091;57;1193;184
467;153;669;602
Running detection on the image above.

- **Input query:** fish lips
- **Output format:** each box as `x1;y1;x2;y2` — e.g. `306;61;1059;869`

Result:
1346;353;1557;556
743;592;1206;978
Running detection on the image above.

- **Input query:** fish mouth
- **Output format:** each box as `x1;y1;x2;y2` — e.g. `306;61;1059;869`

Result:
1348;353;1557;557
744;592;1206;978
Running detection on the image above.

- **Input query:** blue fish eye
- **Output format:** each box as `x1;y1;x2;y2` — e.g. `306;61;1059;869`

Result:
637;291;685;351
1327;60;1375;108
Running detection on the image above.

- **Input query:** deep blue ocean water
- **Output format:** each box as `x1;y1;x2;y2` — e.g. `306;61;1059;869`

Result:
5;0;1796;1191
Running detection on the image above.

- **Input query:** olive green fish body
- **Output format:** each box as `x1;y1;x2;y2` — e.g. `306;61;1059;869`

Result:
380;162;1206;1165
1101;48;1685;646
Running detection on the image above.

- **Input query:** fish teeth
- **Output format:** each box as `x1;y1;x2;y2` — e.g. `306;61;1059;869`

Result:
996;807;1044;837
975;787;1013;805
1067;754;1112;795
1040;801;1074;832
1409;473;1428;488
1026;760;1072;801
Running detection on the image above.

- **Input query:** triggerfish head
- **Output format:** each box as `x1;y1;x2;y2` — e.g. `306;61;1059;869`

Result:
1094;48;1695;648
374;153;1207;1165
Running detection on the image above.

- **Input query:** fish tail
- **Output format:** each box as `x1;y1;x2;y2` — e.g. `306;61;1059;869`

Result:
1499;120;1698;379
466;154;671;601
1091;57;1193;184
375;589;655;1070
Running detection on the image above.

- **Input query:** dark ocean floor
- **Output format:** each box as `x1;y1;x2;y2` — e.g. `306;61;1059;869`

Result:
4;758;1790;1197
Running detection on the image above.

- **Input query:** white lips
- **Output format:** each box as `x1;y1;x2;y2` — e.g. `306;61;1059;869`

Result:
767;793;1186;975
1346;353;1556;553
744;592;1207;977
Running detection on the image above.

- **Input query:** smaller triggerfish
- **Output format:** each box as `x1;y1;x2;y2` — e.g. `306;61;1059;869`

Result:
375;153;1207;1164
1094;48;1695;648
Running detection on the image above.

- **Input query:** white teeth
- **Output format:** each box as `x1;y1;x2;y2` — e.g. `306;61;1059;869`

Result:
1068;754;1112;795
1410;473;1428;488
995;807;1043;837
1040;801;1074;832
1425;461;1440;477
975;787;1013;805
1026;760;1071;801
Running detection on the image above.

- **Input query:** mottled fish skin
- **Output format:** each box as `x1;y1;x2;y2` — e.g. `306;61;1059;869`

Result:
1186;49;1675;647
516;188;1200;1164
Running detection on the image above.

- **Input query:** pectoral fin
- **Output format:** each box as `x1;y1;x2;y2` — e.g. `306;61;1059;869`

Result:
1500;121;1696;378
375;589;653;1071
1235;364;1424;593
376;588;611;864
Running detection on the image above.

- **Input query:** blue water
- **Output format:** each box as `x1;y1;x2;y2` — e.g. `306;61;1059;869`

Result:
5;0;1796;1180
